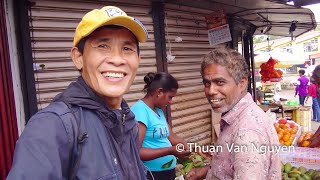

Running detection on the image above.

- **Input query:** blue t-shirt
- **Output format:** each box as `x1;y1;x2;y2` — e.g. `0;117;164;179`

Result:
131;100;176;171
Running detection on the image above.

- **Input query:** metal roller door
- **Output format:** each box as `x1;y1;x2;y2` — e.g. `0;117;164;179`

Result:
28;0;156;109
164;4;216;145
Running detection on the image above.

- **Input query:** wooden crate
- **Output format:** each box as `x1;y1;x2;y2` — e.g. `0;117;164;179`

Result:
293;107;312;132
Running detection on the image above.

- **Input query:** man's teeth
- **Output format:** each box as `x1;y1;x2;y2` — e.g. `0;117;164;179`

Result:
102;72;124;78
210;99;221;103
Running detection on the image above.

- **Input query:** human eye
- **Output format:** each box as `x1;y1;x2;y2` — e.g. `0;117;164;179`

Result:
216;80;225;86
203;80;210;87
97;43;110;49
123;46;137;53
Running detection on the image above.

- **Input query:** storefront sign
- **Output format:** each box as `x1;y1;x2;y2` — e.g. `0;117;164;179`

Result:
205;10;232;46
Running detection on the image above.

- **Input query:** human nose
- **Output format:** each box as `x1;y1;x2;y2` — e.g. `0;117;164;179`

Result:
207;84;219;96
106;49;126;66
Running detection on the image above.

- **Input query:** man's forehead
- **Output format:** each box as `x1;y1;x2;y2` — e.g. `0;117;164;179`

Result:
203;75;226;81
89;27;137;43
204;64;229;75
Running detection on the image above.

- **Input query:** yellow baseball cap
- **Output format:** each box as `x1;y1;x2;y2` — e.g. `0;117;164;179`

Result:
73;6;148;46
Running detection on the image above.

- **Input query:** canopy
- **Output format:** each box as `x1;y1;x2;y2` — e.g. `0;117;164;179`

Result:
254;52;305;68
167;0;316;38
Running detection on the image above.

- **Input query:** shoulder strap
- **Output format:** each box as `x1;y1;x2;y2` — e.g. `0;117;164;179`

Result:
62;102;88;180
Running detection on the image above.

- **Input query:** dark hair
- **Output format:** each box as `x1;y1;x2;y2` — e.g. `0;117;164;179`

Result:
143;72;178;94
312;65;320;84
76;25;140;55
200;46;249;84
298;69;305;75
310;76;316;84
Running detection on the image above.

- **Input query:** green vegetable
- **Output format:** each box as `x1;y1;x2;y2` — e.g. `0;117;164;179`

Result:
183;162;193;174
194;154;203;162
178;158;192;167
162;159;174;169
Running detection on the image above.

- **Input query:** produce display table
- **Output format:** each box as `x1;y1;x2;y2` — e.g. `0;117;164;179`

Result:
258;105;279;112
281;105;299;118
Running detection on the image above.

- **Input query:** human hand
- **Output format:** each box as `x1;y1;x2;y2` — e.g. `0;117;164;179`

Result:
171;145;191;159
185;168;198;180
308;129;320;148
198;151;212;160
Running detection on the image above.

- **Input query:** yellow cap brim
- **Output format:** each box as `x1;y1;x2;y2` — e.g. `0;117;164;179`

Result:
73;16;147;46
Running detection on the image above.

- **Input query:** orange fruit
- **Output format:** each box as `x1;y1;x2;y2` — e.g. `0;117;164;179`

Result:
290;129;297;134
278;128;284;134
290;134;295;139
278;132;284;139
304;135;311;140
284;141;291;146
283;134;290;142
302;140;311;147
298;137;304;143
274;123;279;129
288;139;294;145
284;132;291;136
279;139;284;144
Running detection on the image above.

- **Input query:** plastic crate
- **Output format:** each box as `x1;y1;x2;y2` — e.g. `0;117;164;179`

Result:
280;147;320;170
275;120;301;146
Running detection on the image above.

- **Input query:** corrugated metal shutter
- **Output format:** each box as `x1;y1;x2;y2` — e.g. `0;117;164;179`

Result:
164;4;215;145
28;0;156;109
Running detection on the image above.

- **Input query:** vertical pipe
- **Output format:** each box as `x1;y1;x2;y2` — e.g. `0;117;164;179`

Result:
152;1;172;126
249;31;257;102
16;0;38;121
242;32;252;94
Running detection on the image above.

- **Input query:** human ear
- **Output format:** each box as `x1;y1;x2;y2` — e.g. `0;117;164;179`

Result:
156;88;164;97
239;77;248;92
71;47;83;71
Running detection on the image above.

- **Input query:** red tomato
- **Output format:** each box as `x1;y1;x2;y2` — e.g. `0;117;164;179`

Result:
278;118;287;124
289;123;296;128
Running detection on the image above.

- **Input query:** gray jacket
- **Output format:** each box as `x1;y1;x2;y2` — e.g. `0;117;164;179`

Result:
7;77;147;180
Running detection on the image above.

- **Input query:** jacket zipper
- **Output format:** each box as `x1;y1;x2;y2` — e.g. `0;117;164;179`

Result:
122;113;126;125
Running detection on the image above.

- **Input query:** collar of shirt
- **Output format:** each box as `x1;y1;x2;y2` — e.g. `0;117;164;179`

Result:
220;93;254;131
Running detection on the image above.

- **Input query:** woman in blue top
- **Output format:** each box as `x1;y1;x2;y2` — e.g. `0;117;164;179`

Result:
131;72;190;180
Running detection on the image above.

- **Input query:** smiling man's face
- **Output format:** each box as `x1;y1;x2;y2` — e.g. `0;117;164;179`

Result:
72;26;140;108
202;64;247;113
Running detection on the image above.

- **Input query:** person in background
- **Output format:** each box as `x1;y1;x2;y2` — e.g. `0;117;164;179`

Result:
305;77;320;122
256;86;264;105
186;46;280;180
8;6;148;179
131;72;190;180
295;69;309;106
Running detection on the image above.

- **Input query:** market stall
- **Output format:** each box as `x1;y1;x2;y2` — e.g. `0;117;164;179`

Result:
257;78;318;179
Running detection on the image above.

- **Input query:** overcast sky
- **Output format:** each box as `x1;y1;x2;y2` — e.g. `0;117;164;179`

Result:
304;3;320;24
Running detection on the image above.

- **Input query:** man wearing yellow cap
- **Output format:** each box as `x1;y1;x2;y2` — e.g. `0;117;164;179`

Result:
8;6;148;180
